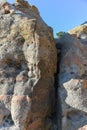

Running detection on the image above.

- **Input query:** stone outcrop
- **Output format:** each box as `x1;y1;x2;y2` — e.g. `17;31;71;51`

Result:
1;0;87;130
0;1;57;130
56;29;87;130
68;24;87;40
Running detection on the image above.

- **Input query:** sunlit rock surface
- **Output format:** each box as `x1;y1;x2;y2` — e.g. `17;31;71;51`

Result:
0;1;57;130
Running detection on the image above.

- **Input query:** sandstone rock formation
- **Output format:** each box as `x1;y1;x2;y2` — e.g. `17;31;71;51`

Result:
0;1;57;130
57;31;87;130
68;24;87;41
1;0;87;130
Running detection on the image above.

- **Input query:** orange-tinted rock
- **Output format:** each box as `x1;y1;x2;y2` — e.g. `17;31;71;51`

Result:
0;1;57;130
68;24;87;40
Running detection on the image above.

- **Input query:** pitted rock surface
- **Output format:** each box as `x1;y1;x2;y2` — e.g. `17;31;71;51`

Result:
0;1;57;130
57;33;87;130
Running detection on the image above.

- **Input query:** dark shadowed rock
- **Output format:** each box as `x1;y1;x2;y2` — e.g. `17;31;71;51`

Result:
57;33;87;130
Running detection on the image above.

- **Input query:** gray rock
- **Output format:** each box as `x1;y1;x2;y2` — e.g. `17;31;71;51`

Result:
58;34;87;130
0;1;57;130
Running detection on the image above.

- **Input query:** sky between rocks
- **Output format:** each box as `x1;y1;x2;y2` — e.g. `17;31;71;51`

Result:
7;0;87;37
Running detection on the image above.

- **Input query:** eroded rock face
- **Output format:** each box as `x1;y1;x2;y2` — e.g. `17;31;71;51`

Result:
0;1;57;130
68;24;87;41
57;34;87;130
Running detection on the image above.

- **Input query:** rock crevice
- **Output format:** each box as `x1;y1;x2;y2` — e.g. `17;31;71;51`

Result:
1;1;87;130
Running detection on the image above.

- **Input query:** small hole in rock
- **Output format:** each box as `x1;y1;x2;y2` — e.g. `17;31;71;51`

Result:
84;64;87;66
48;45;50;47
70;72;74;74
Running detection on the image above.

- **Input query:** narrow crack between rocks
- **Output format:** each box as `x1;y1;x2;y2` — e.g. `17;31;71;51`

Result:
55;42;62;130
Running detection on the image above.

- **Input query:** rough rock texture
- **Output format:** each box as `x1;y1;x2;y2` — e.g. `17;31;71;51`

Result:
68;24;87;40
57;32;87;130
0;1;57;130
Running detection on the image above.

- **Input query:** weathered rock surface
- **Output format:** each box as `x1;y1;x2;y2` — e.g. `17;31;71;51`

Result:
68;24;87;41
0;1;57;130
57;32;87;130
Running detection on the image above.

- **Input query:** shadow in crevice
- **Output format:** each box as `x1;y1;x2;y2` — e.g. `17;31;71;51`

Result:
55;42;62;130
2;114;14;127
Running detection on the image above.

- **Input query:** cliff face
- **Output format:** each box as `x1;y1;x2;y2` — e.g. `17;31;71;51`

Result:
57;24;87;130
0;1;57;130
0;1;87;130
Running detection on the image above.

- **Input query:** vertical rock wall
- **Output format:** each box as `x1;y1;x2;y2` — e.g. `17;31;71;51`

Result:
0;1;57;130
1;1;87;130
57;32;87;130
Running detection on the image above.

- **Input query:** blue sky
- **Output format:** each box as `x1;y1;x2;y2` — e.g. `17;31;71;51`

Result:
8;0;87;37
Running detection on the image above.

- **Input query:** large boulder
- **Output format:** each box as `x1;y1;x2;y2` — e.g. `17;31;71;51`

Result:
57;33;87;130
0;1;57;130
